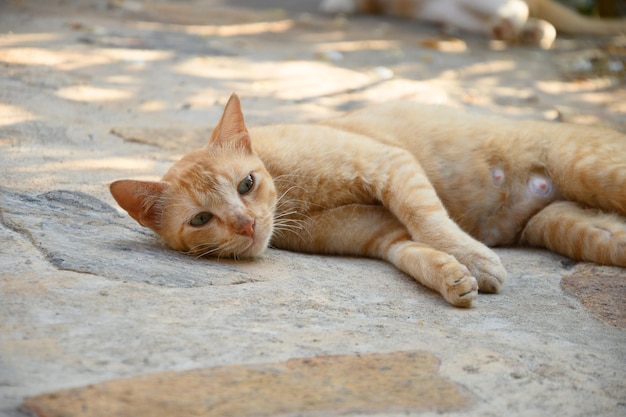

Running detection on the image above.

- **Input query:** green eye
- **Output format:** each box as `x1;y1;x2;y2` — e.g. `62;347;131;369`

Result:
189;212;212;227
238;174;254;195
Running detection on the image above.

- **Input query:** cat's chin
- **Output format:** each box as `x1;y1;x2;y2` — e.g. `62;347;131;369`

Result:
239;231;272;258
239;247;266;258
230;228;274;258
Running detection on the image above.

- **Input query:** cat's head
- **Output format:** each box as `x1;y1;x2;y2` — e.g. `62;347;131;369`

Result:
109;94;277;258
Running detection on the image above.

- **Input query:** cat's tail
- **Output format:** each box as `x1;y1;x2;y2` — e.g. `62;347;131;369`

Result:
529;0;626;35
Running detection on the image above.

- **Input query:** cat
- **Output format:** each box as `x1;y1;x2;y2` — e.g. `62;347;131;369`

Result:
320;0;626;48
110;94;626;307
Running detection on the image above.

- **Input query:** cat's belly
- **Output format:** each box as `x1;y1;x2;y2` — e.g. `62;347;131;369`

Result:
475;212;528;247
455;170;560;247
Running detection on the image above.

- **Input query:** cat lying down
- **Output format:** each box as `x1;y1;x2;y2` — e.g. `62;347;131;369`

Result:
110;95;626;307
321;0;626;48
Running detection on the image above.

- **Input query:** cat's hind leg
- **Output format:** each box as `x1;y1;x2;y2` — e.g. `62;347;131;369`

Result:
520;201;626;267
272;204;479;307
544;127;626;216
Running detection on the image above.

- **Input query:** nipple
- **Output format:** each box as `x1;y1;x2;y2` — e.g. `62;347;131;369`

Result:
491;167;505;187
527;174;553;198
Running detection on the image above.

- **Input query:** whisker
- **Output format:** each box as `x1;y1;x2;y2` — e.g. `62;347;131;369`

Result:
194;241;235;259
274;218;309;229
273;210;305;220
271;215;313;240
188;244;221;259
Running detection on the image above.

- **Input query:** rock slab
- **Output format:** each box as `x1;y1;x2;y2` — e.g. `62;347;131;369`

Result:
21;351;473;417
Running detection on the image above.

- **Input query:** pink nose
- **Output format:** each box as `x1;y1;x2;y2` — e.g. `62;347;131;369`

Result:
237;218;255;237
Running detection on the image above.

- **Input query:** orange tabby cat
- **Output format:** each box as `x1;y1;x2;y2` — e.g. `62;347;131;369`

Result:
321;0;626;48
110;94;626;307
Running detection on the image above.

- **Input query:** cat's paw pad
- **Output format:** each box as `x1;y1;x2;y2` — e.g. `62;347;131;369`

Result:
440;264;478;308
320;0;357;13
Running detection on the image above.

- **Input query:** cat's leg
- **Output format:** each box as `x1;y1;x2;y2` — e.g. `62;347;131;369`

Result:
520;201;626;267
418;0;493;35
362;148;507;293
453;0;529;39
272;204;479;307
544;127;626;216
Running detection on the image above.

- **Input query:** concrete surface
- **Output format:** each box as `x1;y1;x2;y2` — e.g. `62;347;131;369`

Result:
0;0;625;416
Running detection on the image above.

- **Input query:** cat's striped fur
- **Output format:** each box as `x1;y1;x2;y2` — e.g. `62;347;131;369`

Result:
110;94;626;307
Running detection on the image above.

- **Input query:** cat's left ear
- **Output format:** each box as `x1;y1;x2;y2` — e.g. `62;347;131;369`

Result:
208;93;251;153
109;179;168;230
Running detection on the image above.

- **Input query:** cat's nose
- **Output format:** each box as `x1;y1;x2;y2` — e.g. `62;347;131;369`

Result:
236;218;255;237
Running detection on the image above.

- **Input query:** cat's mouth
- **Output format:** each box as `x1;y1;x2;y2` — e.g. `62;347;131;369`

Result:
241;227;272;257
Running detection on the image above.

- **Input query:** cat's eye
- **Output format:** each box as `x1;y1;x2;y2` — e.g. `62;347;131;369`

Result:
189;212;212;227
238;174;254;195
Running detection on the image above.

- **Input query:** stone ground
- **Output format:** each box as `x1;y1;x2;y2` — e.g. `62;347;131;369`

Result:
1;0;625;416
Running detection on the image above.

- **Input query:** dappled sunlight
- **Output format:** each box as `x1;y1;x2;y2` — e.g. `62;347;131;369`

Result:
356;79;450;104
56;85;134;102
253;61;374;101
0;32;63;47
0;47;107;68
173;56;248;80
0;103;36;127
455;60;517;77
314;39;400;53
4;146;162;189
135;19;295;37
11;156;156;173
0;46;171;70
181;89;221;110
138;100;169;112
67;157;157;172
105;75;139;84
98;48;173;64
174;57;376;101
536;79;617;94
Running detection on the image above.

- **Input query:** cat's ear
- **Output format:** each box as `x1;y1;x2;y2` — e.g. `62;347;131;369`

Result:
208;93;251;152
110;180;168;230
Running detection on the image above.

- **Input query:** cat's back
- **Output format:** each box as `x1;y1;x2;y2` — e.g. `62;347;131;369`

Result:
324;100;625;160
324;101;526;150
249;123;373;168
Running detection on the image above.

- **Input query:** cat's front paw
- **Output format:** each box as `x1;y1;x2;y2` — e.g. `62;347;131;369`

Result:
463;249;507;294
440;236;507;294
440;263;478;308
